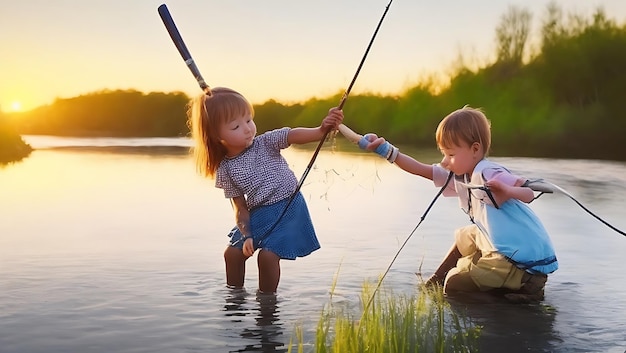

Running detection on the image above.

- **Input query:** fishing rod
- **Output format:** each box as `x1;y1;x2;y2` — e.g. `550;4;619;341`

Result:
364;172;454;316
460;178;626;237
525;179;626;236
338;123;454;317
254;0;394;245
158;4;209;95
296;0;394;181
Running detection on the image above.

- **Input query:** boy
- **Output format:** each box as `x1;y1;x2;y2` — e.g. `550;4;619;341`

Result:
356;106;558;303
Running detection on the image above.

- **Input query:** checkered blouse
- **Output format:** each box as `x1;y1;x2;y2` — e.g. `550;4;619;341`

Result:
215;127;297;209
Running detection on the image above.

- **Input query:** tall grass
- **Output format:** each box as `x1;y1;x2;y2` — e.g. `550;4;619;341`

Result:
292;280;480;353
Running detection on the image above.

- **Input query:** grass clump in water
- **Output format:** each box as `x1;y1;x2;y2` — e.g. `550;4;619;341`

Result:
292;281;480;353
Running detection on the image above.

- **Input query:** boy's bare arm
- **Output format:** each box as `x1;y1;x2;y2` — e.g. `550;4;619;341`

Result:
394;153;434;180
486;179;535;204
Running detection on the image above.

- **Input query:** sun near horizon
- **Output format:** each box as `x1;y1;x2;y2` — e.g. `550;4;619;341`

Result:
11;101;23;112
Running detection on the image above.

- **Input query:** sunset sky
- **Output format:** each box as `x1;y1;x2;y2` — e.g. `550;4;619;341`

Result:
2;0;625;112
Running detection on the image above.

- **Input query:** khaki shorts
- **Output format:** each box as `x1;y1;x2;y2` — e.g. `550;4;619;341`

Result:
444;225;525;292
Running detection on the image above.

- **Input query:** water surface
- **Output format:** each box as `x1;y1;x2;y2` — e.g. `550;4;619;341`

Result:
1;136;625;352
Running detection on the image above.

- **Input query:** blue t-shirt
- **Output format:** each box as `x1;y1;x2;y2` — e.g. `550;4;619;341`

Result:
433;159;558;274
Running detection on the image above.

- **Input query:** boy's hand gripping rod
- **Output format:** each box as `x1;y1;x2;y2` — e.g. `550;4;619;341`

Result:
337;123;400;163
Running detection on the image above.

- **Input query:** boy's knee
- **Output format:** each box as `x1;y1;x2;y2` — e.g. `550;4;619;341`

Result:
444;267;479;293
454;225;480;255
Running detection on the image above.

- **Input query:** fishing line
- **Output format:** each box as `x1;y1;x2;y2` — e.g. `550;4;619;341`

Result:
526;179;626;237
360;171;454;317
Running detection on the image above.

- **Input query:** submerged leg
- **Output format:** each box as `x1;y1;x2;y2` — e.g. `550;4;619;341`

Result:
224;246;248;288
257;249;280;294
425;244;463;287
504;273;548;303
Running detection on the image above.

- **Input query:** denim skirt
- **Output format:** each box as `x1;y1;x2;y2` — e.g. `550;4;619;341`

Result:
227;192;320;260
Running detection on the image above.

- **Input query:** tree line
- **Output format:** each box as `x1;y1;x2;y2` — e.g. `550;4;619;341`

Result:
0;110;32;165
3;3;625;162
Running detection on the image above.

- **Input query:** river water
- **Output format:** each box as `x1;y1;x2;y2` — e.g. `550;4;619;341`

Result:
1;136;625;353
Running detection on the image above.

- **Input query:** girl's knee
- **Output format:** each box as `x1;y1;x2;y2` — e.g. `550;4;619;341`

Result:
224;246;247;262
257;249;279;263
257;249;280;293
257;250;280;274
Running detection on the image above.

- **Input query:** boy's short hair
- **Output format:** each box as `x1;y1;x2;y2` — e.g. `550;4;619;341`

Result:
435;106;491;156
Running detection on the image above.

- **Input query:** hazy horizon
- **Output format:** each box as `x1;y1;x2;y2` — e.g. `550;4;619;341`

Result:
2;0;625;113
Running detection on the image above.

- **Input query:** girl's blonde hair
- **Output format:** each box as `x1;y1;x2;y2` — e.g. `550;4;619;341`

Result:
435;106;491;157
187;87;254;178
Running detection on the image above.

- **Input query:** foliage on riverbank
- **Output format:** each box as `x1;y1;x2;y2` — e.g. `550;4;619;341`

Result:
0;112;32;165
5;3;625;160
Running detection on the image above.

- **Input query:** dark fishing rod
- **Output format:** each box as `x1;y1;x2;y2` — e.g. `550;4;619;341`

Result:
158;4;210;95
298;0;394;185
358;171;454;320
526;179;626;237
254;0;395;246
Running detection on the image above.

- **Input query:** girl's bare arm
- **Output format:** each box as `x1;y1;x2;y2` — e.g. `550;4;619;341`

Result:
287;107;343;145
231;196;251;237
231;196;255;257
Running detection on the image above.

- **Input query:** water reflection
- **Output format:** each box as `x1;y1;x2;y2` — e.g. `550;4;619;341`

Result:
447;296;559;353
224;288;251;322
37;145;191;156
224;289;286;353
3;137;626;352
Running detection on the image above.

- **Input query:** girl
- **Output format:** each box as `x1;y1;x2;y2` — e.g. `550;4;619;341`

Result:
355;106;558;303
188;87;343;293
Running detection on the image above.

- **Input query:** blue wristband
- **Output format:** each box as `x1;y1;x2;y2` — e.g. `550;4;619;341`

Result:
375;142;392;159
359;135;393;159
357;135;372;150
